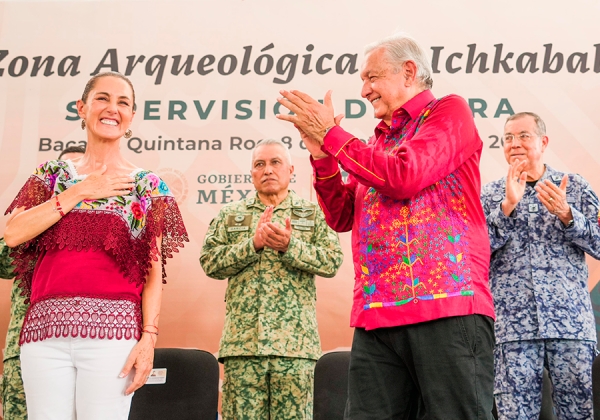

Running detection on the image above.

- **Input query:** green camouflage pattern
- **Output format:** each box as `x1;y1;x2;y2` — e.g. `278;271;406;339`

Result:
200;190;343;361
3;280;28;361
222;356;315;420
0;238;15;280
1;357;27;420
1;238;28;419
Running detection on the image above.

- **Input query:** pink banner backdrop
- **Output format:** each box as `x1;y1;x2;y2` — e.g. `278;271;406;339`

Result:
1;1;599;371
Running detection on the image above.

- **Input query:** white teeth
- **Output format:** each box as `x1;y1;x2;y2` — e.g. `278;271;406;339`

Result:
372;98;380;104
100;119;118;126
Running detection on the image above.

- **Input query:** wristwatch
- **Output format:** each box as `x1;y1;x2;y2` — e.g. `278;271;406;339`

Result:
565;219;574;229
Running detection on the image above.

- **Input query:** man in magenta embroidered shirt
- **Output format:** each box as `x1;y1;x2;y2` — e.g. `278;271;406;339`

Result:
277;34;495;419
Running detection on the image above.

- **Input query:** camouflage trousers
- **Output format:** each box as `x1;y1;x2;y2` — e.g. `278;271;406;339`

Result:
222;356;316;420
1;356;27;420
494;339;596;420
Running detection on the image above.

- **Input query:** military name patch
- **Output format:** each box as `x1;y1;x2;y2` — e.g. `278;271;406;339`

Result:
226;214;252;232
291;206;316;231
228;226;249;232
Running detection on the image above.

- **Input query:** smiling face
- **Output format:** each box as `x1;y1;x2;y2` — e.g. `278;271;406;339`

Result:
77;76;135;142
360;47;416;125
251;144;294;198
503;115;548;172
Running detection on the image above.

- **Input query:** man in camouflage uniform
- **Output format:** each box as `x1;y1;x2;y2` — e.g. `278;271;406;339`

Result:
481;112;600;419
200;138;343;420
1;237;24;420
1;146;85;420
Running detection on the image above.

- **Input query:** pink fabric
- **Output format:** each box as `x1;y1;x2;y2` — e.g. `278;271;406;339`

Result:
21;296;141;343
312;90;495;330
5;161;188;344
29;247;143;304
6;177;188;300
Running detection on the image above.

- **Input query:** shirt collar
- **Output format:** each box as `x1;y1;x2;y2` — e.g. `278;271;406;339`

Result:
519;165;561;193
527;164;554;185
539;164;562;183
375;90;435;136
400;89;435;120
246;190;296;209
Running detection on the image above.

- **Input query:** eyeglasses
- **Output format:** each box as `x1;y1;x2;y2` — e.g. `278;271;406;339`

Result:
503;132;535;143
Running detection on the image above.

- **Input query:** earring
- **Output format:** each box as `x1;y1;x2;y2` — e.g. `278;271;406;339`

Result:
81;119;86;130
124;129;132;139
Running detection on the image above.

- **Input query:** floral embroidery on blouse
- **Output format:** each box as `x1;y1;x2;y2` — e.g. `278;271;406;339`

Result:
5;160;188;300
356;98;474;310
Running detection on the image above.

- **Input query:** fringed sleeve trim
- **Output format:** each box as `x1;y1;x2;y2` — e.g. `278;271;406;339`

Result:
6;175;54;302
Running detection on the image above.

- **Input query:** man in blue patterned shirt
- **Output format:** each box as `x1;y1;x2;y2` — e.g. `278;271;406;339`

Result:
481;112;600;419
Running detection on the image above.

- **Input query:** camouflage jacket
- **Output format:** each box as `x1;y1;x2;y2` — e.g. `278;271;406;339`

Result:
200;190;343;361
0;238;14;280
3;281;27;361
0;238;24;362
482;165;600;344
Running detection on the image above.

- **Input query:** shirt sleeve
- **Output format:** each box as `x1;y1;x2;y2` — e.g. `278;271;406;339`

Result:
280;207;343;277
481;181;516;252
5;160;58;215
3;161;63;299
140;172;189;282
199;211;260;280
311;155;358;233
319;95;481;200
561;175;600;259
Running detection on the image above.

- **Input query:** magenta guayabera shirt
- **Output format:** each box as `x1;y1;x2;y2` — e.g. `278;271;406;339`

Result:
311;90;495;330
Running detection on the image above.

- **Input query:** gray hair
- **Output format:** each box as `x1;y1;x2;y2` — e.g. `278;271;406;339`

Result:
365;34;433;90
505;112;547;136
251;138;293;167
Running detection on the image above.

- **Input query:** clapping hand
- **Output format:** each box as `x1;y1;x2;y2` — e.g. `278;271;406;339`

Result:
535;175;573;225
261;218;292;253
277;90;344;159
253;206;273;251
502;159;527;216
253;206;292;253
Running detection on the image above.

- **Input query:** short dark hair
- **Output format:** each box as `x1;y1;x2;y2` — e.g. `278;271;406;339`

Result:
81;71;136;107
505;112;547;136
58;145;86;160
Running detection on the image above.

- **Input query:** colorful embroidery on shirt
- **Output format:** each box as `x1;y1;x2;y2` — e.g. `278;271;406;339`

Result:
6;160;188;298
25;162;173;234
359;99;473;310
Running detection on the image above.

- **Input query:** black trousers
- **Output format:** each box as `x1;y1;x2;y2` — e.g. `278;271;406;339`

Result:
344;314;495;420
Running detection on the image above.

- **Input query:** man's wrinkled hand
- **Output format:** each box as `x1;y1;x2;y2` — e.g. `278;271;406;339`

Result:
253;206;273;251
535;175;573;225
502;159;527;217
276;90;342;144
262;218;292;253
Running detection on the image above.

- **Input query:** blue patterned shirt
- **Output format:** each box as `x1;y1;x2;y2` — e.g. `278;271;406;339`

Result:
481;165;600;344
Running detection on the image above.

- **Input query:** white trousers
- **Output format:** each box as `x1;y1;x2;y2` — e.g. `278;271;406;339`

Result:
20;337;137;420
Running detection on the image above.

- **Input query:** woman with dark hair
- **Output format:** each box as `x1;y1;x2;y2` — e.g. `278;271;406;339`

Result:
4;71;188;420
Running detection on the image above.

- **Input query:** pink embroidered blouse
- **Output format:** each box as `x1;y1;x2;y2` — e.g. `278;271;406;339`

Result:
311;90;495;330
5;160;188;344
